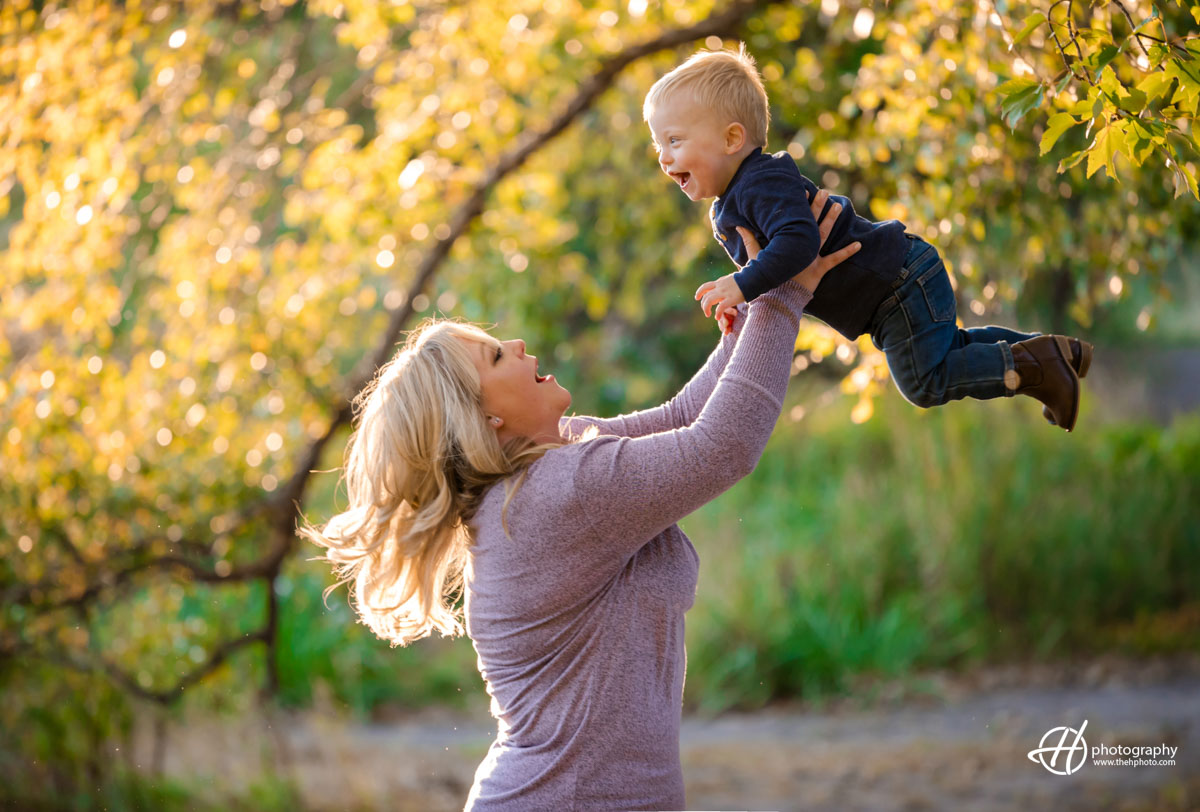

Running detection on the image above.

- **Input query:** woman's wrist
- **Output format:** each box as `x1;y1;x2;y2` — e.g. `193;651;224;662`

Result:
755;278;814;311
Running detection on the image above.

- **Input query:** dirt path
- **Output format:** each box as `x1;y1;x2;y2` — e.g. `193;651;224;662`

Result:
142;655;1199;811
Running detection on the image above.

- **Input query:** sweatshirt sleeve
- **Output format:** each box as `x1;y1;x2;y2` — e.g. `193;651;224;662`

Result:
732;168;821;302
558;305;748;440
566;281;812;571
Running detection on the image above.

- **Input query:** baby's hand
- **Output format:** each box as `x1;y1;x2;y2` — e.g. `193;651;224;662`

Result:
695;274;746;321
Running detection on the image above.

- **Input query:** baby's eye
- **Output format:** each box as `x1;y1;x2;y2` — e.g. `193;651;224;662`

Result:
669;137;680;145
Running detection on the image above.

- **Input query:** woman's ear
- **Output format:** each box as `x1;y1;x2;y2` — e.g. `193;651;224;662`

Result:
488;415;504;428
724;122;747;154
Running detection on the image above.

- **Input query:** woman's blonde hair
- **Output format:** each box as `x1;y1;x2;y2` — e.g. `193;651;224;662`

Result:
642;43;770;148
298;318;561;647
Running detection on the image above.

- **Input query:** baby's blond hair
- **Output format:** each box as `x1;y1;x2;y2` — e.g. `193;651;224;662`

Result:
643;43;769;148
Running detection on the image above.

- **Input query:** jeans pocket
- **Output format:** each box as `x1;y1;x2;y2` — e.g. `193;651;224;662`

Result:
916;264;955;323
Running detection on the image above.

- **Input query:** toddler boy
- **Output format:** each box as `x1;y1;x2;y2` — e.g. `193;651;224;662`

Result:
643;45;1092;431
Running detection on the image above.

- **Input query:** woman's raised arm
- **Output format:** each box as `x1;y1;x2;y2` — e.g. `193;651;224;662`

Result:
562;276;811;575
560;190;858;442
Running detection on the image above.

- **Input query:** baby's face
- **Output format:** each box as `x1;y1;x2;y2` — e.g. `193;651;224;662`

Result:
648;94;742;201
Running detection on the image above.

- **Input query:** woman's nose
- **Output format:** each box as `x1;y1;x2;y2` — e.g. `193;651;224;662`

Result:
516;339;526;356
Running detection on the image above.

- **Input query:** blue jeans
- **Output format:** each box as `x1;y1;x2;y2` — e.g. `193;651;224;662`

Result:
867;235;1039;407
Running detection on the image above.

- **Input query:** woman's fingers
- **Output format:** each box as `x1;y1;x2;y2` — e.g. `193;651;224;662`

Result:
820;240;861;270
809;188;829;220
817;201;842;245
735;226;762;260
695;280;716;300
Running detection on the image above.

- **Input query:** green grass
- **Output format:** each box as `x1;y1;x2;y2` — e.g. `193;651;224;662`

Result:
0;769;302;812
275;561;483;715
7;390;1199;810
679;389;1200;711
283;388;1200;716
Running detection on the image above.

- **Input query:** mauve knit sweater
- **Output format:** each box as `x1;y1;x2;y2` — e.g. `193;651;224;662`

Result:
462;280;813;811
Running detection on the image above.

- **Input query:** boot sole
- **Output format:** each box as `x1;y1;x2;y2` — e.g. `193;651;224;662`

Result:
1052;335;1080;432
1044;339;1093;428
1077;340;1093;378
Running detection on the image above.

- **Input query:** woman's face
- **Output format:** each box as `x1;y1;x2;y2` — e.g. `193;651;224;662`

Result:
469;337;571;446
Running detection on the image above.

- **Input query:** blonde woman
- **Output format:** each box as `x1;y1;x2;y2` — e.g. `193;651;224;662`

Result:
301;191;858;810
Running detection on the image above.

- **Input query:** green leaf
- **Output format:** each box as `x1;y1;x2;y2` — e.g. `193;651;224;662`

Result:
1088;44;1121;74
996;77;1040;96
1040;113;1080;155
1135;118;1170;138
1107;121;1129;178
1166;130;1200;160
1086;123;1120;179
1098;66;1125;98
1137;71;1176;102
1116;87;1147;114
1000;82;1045;129
1058;148;1088;173
1069;94;1095;117
1168;58;1200;101
1172;163;1199;199
1012;12;1046;47
1125;120;1161;165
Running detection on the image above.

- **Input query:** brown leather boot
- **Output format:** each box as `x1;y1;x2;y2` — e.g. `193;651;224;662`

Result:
1005;335;1081;432
1042;337;1093;426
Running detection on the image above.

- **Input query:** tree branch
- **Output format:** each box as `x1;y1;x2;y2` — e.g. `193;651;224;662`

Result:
7;0;777;707
285;0;774;551
3;627;270;706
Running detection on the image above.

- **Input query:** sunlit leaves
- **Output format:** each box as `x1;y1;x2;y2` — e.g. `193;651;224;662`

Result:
1040;112;1080;153
994;1;1200;198
998;77;1045;127
1086;121;1122;178
1012;11;1047;46
2;2;1197;772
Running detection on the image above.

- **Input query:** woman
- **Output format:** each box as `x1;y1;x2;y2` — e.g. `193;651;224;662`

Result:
300;191;859;810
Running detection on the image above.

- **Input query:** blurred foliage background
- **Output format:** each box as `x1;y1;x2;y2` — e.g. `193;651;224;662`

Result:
2;0;1199;808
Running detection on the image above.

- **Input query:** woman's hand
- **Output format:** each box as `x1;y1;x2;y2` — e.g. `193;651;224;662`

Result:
738;189;861;294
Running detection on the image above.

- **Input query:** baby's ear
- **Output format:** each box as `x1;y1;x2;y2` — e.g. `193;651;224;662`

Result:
724;122;747;153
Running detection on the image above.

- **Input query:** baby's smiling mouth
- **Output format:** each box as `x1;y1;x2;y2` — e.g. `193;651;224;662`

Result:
671;172;691;189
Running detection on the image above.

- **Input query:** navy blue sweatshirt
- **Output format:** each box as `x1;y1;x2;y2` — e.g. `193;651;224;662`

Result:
711;148;909;339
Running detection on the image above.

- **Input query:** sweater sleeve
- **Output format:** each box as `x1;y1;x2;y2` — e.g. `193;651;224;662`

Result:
566;281;811;571
558;306;748;440
732;169;822;302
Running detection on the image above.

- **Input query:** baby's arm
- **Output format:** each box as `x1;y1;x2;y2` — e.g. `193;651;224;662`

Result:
559;310;743;438
700;189;847;333
696;170;823;328
733;170;823;301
